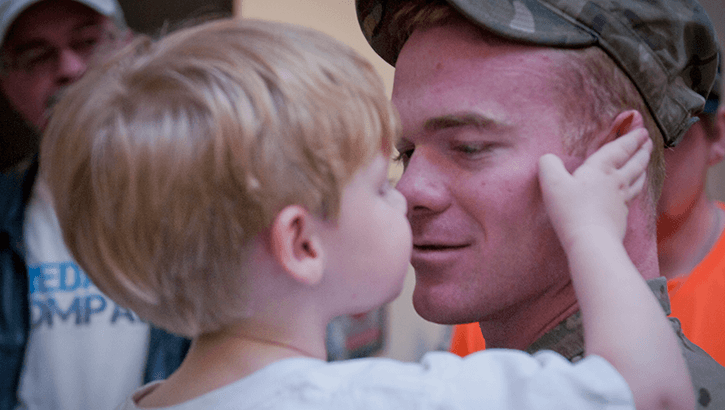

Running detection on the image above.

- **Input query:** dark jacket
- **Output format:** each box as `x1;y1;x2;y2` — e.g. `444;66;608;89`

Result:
0;102;189;410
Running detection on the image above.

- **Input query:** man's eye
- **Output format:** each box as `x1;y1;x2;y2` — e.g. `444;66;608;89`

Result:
15;48;54;71
453;143;493;156
458;145;479;154
72;37;100;53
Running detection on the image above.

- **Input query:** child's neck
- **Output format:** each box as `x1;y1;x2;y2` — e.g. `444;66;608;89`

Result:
135;325;327;408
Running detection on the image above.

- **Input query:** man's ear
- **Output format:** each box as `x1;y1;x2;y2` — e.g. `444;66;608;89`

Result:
708;106;725;166
586;110;645;157
270;205;324;286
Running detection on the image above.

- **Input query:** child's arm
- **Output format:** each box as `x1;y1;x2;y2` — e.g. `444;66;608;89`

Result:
538;128;694;410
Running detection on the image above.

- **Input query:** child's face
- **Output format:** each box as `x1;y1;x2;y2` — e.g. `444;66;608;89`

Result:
321;153;412;313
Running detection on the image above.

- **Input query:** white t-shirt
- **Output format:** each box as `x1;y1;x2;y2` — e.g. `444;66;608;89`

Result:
117;350;634;410
17;178;151;410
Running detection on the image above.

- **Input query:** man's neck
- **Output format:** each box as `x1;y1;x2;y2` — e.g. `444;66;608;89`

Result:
478;279;580;350
480;206;660;350
524;277;672;361
658;195;724;280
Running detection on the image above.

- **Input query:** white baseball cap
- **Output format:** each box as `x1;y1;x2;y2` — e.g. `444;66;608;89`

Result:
0;0;127;46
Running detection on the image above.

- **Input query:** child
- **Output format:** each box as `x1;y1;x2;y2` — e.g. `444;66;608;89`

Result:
39;18;692;410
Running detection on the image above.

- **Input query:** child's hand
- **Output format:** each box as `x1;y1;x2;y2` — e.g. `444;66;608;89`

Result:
538;129;652;250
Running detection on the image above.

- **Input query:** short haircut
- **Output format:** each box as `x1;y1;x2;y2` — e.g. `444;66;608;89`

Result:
40;18;399;337
393;1;665;212
547;46;665;209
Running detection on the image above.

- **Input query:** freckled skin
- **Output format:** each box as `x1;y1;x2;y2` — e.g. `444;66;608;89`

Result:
392;23;583;348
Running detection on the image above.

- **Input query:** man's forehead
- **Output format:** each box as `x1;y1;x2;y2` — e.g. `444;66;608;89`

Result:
396;23;555;77
2;0;105;48
393;25;560;100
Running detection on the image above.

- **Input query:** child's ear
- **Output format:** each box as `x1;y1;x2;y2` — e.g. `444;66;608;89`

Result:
270;205;324;286
586;110;645;157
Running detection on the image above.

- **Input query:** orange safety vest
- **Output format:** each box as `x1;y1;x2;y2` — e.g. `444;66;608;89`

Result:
667;202;725;366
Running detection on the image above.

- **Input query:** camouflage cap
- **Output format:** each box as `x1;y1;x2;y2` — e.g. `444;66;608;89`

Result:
357;0;720;147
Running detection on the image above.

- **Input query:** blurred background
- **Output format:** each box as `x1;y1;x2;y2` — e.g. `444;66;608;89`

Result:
116;0;725;362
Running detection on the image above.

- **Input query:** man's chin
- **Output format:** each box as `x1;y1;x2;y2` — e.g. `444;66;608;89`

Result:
411;286;479;325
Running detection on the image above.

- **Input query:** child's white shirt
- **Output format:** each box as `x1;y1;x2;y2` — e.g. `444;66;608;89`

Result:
115;349;634;409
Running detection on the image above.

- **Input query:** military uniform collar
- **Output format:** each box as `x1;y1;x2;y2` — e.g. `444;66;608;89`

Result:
525;277;671;361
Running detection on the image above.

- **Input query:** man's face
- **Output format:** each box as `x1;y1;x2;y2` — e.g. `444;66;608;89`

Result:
392;23;583;325
658;106;725;224
0;0;113;130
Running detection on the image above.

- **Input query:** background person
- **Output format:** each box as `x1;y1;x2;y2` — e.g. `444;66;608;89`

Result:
0;1;188;409
659;64;725;366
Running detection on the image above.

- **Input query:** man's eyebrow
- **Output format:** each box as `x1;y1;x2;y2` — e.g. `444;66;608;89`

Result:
10;39;49;55
73;18;106;32
423;112;505;132
8;18;104;54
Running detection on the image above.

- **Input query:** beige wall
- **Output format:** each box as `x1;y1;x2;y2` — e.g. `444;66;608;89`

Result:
236;0;394;94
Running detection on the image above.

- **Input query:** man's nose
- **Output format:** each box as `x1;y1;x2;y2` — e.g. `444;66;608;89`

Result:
56;49;88;84
395;150;450;217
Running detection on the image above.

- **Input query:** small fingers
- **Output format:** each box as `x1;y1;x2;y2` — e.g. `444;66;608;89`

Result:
538;153;570;190
624;171;647;202
586;128;649;170
617;136;652;187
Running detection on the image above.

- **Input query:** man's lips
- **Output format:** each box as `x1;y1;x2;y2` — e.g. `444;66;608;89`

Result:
411;242;472;271
413;243;471;251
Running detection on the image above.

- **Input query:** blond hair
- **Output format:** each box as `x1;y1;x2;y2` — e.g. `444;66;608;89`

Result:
393;1;665;215
40;18;399;337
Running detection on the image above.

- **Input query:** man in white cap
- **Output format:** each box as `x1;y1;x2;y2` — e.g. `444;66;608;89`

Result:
0;1;189;409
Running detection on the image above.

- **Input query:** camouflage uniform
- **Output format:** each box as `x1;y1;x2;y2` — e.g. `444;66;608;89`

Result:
524;279;725;409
